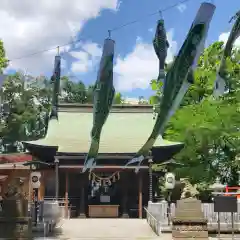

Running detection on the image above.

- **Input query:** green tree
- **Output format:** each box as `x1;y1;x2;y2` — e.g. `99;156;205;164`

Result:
181;42;224;106
0;40;8;73
160;41;240;186
113;92;123;104
0;73;50;153
150;42;226;107
149;80;163;113
86;84;94;103
165;99;240;185
61;77;87;103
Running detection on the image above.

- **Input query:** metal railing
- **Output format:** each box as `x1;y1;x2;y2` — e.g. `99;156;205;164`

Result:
144;207;162;236
148;201;240;232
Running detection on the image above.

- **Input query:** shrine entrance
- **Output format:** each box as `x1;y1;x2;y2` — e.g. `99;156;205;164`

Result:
55;167;150;219
84;169;150;219
87;171;121;217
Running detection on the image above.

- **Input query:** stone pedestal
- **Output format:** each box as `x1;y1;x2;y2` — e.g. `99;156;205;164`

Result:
0;199;32;239
0;217;32;239
172;198;208;240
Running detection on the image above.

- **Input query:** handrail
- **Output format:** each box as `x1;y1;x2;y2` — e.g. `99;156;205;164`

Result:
144;207;162;236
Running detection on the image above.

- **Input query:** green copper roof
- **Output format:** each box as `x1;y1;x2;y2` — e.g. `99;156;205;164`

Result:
25;104;183;153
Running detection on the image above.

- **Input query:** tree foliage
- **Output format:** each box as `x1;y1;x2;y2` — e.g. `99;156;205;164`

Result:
113;92;123;104
151;41;240;186
0;72;125;153
0;40;8;73
0;72;50;153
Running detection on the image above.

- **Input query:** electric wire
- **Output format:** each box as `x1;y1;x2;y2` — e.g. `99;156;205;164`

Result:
7;0;193;63
110;0;191;31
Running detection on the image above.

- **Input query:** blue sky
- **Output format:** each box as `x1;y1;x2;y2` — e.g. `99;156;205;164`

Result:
2;0;240;100
64;0;239;99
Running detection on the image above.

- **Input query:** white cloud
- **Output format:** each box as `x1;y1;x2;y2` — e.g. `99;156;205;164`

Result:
148;28;154;33
177;4;187;13
218;32;240;47
81;42;102;57
114;29;177;91
70;42;102;73
0;0;119;75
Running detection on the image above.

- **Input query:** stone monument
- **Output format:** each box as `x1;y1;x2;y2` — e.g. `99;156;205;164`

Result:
172;179;208;239
0;177;32;239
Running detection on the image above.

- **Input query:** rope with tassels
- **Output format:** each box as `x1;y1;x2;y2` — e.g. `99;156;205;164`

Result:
89;171;120;186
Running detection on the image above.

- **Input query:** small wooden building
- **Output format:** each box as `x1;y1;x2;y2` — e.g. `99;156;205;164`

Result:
1;104;184;218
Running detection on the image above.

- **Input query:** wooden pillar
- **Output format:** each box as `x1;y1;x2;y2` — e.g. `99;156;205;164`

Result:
138;172;142;219
78;174;86;218
121;172;129;218
79;187;86;218
38;171;45;201
65;171;69;218
54;158;59;200
28;173;32;202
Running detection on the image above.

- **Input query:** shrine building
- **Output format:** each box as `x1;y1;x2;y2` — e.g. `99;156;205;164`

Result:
0;104;184;219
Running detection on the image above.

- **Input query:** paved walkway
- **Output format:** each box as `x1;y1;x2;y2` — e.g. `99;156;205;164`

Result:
35;219;240;239
51;218;164;239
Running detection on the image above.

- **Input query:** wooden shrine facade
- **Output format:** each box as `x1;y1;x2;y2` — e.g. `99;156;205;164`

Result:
0;104;184;218
0;154;152;219
51;159;151;219
36;153;154;218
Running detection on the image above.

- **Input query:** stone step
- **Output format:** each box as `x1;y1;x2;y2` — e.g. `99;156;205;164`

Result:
172;230;208;238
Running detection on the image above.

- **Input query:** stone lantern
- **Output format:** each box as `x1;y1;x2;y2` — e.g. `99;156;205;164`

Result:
209;177;226;196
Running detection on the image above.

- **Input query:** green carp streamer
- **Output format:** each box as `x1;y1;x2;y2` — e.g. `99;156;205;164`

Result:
126;3;216;172
153;19;169;81
82;39;115;173
50;55;61;120
214;10;240;97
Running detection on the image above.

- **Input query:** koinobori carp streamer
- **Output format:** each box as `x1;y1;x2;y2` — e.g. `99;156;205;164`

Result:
214;10;240;97
82;38;115;173
125;2;216;172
